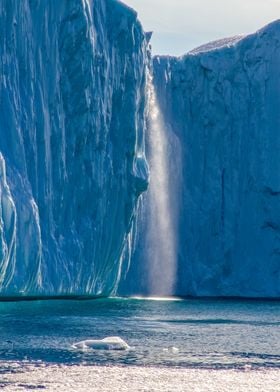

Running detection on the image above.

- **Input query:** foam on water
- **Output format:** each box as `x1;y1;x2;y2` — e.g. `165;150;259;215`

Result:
130;296;183;302
0;362;279;392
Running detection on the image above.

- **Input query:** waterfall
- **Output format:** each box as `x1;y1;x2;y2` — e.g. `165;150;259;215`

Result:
145;74;177;296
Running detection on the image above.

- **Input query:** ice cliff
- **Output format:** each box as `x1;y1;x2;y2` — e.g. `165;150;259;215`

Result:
148;20;280;297
0;0;149;296
121;20;280;298
1;0;279;299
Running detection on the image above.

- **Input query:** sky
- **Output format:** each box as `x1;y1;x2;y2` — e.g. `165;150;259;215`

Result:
124;0;280;56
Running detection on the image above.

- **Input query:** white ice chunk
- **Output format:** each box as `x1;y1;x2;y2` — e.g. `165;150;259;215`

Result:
72;337;130;351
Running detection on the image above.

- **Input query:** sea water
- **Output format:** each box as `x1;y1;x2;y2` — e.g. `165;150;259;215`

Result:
0;298;279;391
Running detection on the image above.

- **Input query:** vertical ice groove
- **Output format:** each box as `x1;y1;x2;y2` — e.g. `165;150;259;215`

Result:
25;198;43;291
146;73;177;295
0;153;17;288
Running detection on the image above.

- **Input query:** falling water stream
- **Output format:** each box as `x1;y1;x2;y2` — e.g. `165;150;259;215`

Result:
145;74;177;295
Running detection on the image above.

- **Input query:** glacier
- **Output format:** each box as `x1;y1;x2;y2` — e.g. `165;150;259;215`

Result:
0;0;149;296
1;0;280;299
123;20;280;297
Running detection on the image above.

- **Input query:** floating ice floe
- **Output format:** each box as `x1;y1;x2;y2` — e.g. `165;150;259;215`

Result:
163;347;179;354
72;337;130;351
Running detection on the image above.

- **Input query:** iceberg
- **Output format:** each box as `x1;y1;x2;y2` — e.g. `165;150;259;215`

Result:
128;20;280;297
121;20;280;298
0;0;149;296
1;0;280;299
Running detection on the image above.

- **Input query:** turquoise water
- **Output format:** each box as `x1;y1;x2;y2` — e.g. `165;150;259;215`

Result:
0;298;279;370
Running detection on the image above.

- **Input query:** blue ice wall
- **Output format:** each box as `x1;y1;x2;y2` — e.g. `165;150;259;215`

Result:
0;0;149;296
120;20;280;298
2;0;279;299
149;21;280;297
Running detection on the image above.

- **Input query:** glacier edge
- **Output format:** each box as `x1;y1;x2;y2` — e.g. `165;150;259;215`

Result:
121;19;280;298
0;0;149;296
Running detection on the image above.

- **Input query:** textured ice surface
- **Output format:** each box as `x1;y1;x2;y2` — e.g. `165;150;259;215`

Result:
149;20;280;297
0;0;149;296
189;35;245;55
2;0;280;298
122;20;280;297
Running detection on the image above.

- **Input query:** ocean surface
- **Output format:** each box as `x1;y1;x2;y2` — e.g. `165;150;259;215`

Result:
0;297;279;391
